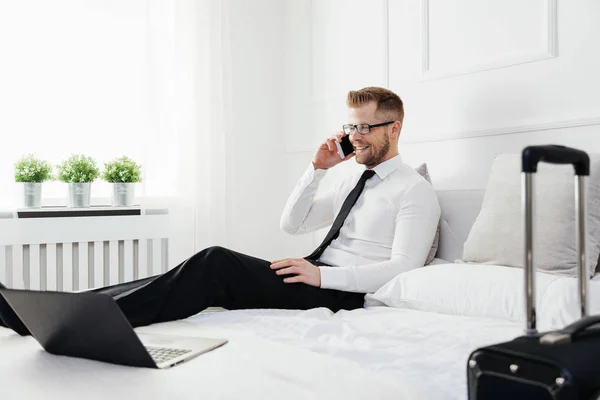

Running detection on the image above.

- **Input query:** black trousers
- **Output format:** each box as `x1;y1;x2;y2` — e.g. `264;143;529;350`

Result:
89;246;365;328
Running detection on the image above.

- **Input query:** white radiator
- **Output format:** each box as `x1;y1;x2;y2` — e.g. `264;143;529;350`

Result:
0;208;171;291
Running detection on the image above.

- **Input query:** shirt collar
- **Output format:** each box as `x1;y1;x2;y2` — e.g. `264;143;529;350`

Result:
368;154;404;180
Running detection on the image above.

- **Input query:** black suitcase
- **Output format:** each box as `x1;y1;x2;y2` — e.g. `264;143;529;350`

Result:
467;145;600;400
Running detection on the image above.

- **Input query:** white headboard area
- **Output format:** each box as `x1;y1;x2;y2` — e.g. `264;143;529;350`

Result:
435;189;484;263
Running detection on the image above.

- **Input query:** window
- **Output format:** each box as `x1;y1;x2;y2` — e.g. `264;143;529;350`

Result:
0;0;182;207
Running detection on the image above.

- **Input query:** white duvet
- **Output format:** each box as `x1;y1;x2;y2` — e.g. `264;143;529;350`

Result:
185;307;523;399
0;306;522;400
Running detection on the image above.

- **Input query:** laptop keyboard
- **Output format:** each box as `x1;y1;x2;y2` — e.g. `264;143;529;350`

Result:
146;346;192;364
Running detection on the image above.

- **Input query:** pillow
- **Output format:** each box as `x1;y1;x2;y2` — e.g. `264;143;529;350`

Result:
414;163;440;265
365;263;562;323
538;277;600;329
461;153;600;277
365;263;600;330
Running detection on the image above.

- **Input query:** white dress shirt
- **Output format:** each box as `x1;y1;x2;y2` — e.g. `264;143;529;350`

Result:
280;154;441;294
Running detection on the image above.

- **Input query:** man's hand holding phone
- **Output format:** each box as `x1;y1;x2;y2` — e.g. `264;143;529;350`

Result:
312;132;355;170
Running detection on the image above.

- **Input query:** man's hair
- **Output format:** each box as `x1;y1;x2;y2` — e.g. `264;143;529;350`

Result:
346;87;404;123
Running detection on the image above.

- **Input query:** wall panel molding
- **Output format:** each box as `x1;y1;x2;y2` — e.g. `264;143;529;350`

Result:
401;115;600;144
382;0;390;88
420;0;558;81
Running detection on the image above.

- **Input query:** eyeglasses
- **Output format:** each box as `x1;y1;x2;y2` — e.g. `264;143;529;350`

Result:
342;121;394;135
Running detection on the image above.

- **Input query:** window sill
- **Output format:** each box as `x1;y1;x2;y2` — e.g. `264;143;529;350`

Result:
0;205;169;219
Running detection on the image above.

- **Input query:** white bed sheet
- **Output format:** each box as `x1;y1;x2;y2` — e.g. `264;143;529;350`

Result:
183;307;523;400
0;306;523;400
0;312;423;400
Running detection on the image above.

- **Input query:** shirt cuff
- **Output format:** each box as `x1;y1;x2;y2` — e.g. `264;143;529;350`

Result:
293;163;328;193
319;266;349;291
305;162;328;182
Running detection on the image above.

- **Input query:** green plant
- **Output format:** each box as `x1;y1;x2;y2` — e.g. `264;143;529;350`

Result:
14;154;53;182
102;156;142;183
56;154;100;183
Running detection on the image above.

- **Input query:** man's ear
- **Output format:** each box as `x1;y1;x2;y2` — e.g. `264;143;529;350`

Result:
390;121;402;139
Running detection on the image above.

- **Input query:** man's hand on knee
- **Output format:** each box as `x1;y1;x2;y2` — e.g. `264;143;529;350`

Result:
269;258;321;287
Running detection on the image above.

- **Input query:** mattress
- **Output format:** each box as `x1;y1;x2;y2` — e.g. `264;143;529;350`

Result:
1;306;522;400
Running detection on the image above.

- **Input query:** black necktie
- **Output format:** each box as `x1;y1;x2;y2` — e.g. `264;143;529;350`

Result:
305;169;376;261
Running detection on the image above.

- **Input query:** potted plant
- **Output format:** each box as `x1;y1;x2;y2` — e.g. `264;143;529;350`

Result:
56;154;100;208
14;154;53;208
102;156;142;207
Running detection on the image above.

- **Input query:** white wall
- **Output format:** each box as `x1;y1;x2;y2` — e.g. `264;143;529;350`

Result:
222;0;600;260
390;0;600;190
282;0;600;164
220;0;316;260
276;0;600;244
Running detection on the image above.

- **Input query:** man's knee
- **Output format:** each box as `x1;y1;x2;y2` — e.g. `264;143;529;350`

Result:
188;246;231;268
203;246;230;259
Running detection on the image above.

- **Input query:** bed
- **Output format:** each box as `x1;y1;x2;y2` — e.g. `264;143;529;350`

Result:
2;276;598;400
1;189;597;399
0;305;523;400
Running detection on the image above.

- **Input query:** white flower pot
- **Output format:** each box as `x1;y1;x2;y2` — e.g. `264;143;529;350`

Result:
111;183;136;207
20;182;42;208
68;183;91;208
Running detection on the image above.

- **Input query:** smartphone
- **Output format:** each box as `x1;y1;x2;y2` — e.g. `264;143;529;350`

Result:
335;135;355;159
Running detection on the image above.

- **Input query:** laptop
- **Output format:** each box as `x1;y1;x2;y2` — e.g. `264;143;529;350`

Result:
0;288;228;369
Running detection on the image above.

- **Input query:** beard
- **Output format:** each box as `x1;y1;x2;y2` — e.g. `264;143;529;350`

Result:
356;132;390;168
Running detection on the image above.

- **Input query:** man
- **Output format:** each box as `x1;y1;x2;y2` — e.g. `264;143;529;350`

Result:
0;87;440;336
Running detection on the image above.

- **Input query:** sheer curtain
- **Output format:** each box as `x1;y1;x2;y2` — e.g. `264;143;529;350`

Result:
168;0;230;254
0;0;230;258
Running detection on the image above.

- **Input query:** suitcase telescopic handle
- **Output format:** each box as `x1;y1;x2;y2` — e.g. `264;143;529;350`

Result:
540;315;600;345
522;145;590;335
522;145;590;175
